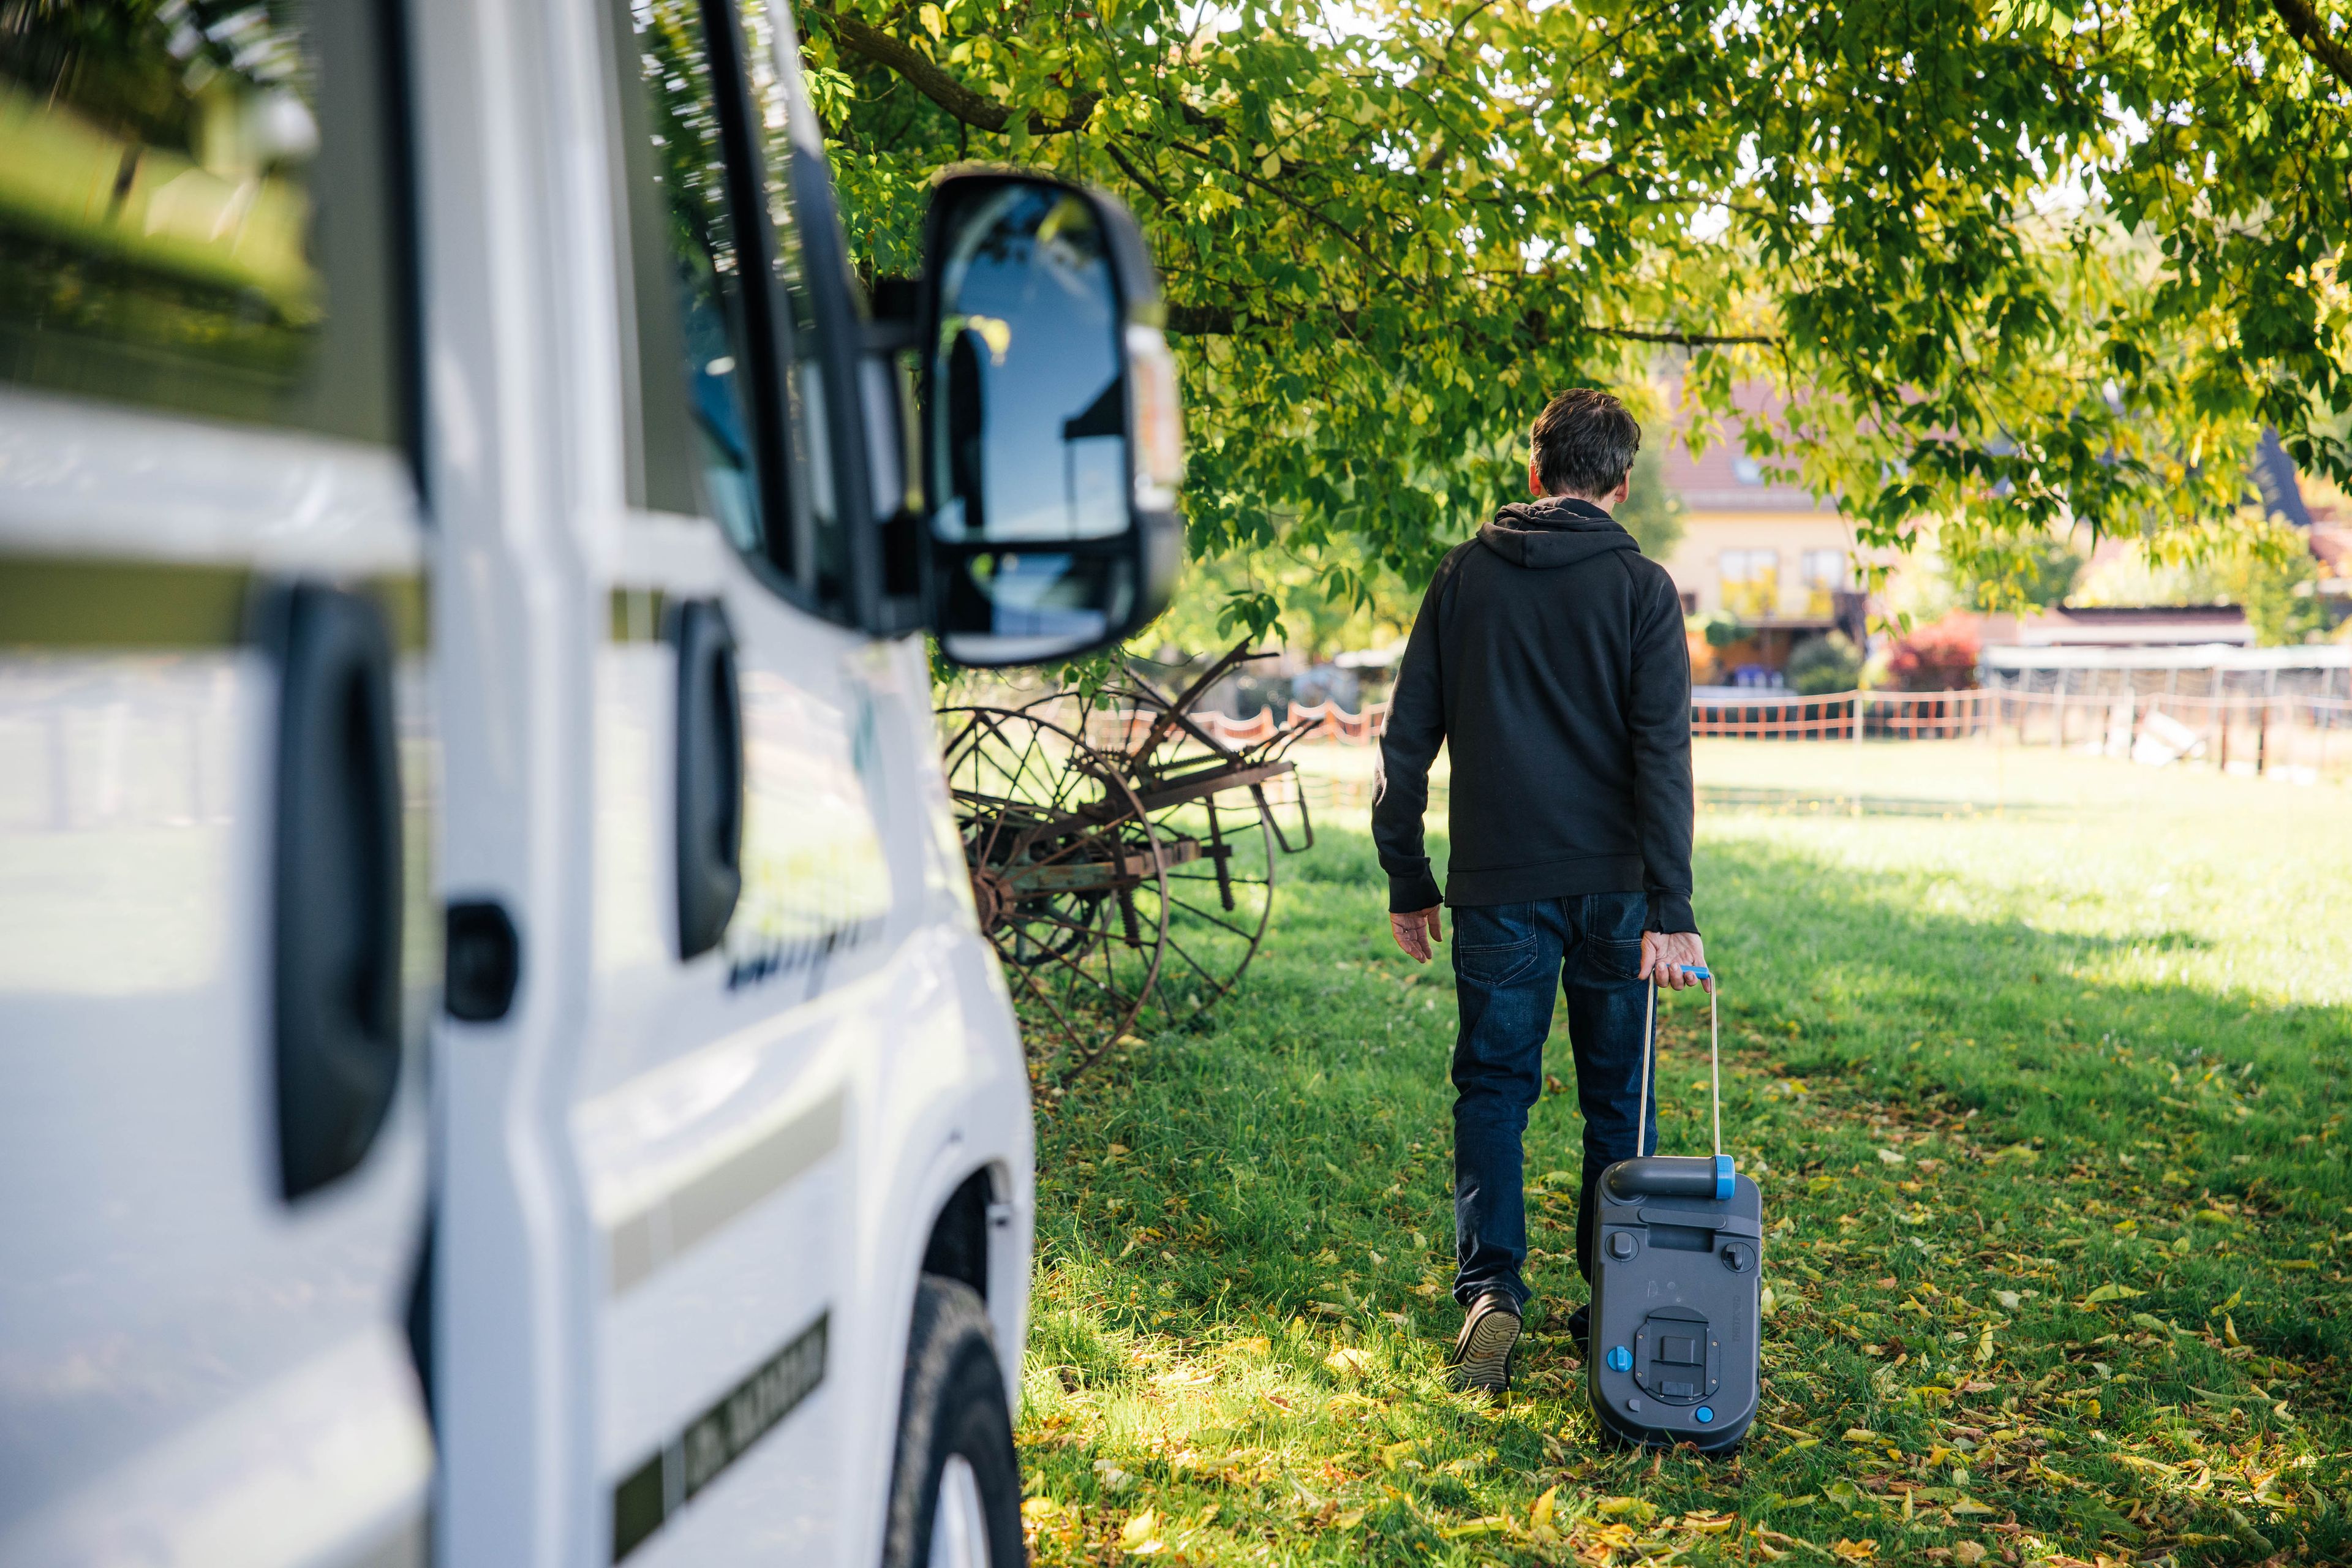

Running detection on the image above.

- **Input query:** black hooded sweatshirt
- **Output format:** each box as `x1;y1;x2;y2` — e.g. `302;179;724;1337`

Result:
1371;494;1697;932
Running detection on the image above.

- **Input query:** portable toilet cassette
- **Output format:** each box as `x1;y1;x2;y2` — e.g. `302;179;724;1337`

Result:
1585;969;1764;1453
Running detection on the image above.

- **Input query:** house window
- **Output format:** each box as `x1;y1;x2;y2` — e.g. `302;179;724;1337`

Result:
1800;548;1848;617
1719;548;1779;619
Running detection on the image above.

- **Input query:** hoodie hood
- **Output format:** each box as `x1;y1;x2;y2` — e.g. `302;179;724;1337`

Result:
1477;494;1640;570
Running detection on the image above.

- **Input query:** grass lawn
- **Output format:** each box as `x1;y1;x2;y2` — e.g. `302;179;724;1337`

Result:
1012;741;2352;1566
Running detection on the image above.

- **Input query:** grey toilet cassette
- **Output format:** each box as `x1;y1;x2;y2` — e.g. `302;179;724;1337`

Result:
1585;969;1763;1453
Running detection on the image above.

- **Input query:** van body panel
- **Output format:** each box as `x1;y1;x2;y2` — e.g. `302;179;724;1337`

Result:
4;0;1085;1558
412;0;615;1557
0;383;435;1567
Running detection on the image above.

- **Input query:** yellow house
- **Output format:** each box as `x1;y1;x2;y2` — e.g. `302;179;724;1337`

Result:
1653;422;1863;680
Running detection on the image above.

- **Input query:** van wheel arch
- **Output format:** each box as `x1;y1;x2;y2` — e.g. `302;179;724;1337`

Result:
920;1167;995;1302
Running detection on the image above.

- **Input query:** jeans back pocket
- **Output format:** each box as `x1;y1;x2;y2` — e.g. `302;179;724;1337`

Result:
1454;935;1540;987
1587;936;1645;984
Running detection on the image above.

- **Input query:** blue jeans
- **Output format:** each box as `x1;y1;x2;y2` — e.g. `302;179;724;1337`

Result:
1448;893;1655;1310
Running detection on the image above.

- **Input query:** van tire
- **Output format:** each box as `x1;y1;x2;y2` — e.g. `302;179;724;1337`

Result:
883;1274;1026;1568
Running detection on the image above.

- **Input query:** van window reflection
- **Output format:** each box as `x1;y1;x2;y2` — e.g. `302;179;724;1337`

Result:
624;0;766;553
0;0;402;442
932;187;1126;545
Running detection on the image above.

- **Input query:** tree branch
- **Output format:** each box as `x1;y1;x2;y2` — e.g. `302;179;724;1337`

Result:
813;7;1099;134
1101;140;1177;210
1584;325;1782;346
1164;303;1251;336
1161;301;1780;350
1164;137;1417;293
2270;0;2352;91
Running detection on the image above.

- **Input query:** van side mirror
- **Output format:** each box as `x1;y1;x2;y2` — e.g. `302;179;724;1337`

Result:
917;173;1183;666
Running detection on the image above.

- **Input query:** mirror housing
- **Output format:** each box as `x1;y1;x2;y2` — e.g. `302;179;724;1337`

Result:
914;172;1183;667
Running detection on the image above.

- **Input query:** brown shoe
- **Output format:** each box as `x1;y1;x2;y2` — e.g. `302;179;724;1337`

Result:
1447;1291;1521;1393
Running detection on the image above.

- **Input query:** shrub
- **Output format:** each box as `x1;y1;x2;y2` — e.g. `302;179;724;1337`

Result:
2196;519;2327;647
1785;633;1862;695
1689;610;1747;649
1885;612;1982;690
1953;533;2084;610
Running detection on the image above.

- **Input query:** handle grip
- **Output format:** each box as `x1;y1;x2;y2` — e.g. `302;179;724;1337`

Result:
671;599;744;960
266;583;404;1202
1607;1155;1735;1201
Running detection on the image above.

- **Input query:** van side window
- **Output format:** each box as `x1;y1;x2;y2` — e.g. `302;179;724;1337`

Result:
728;1;845;606
608;1;846;609
0;1;406;446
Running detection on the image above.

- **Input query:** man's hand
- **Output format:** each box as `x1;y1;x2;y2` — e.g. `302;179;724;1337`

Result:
1391;907;1445;963
1642;930;1711;991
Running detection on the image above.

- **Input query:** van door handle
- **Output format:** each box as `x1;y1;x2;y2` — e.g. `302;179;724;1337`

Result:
265;584;404;1202
671;600;742;960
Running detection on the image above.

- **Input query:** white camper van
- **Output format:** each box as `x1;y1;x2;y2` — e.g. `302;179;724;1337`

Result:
0;2;1181;1566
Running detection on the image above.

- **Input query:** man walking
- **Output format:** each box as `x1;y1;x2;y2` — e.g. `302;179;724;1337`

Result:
1373;388;1710;1393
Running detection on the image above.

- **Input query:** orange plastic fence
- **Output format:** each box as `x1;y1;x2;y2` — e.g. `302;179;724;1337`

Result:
1687;689;1997;740
1151;688;2348;783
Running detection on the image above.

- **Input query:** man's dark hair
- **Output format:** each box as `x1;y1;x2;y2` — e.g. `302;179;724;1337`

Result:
1531;388;1642;497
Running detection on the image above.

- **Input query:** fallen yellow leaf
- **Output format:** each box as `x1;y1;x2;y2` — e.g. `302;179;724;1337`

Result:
1531;1484;1558;1530
1323;1346;1371;1377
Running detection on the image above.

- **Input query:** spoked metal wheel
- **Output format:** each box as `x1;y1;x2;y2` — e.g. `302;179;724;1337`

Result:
1030;685;1283;1029
937;706;1167;1080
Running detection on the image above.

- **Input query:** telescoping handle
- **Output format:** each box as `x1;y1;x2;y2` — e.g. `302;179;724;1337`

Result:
1627;967;1733;1200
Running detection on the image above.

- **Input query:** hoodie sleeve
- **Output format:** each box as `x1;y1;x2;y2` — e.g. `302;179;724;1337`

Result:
1626;562;1698;933
1371;555;1453;913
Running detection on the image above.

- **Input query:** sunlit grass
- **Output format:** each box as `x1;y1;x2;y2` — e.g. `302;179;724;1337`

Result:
1016;744;2351;1565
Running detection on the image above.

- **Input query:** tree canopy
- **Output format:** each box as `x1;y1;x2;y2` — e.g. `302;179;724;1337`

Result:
801;0;2352;634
